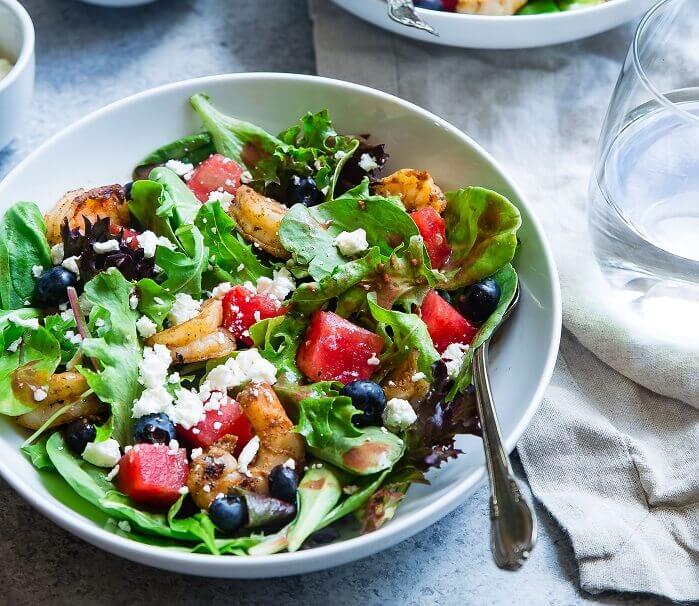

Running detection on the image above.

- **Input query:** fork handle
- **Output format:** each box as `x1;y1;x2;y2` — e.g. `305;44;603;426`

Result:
473;342;537;570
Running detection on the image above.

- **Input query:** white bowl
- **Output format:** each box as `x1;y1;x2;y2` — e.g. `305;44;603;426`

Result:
0;0;34;151
0;73;561;577
331;0;657;49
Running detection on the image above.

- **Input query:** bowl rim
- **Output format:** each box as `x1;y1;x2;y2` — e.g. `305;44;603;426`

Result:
409;0;639;21
0;72;562;575
0;0;35;94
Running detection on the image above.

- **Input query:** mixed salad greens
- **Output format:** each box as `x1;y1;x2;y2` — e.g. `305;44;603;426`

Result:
414;0;608;15
0;93;521;555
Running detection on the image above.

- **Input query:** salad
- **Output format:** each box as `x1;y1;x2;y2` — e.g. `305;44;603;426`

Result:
0;93;521;555
414;0;609;15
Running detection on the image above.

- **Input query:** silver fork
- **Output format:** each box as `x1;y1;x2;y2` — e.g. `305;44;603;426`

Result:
386;0;439;36
472;283;537;570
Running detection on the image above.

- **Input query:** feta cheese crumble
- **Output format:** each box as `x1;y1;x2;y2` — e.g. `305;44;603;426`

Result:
170;388;205;430
136;315;157;339
334;229;369;257
82;439;121;468
31;265;44;278
382;398;417;432
137;231;159;258
129;293;139;310
92;240;120;254
132;344;174;419
117;520;131;533
237;435;260;476
358;153;379;172
8;313;39;330
411;372;426;382
165;159;194;176
207;190;235;211
367;353;380;366
256;268;296;302
168;293;201;325
33;387;48;402
211;282;233;299
61;256;81;276
50;243;64;265
442;342;470;379
235;349;278;384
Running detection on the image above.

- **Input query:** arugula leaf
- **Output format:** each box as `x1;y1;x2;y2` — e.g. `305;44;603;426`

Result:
195;201;272;284
440;187;521;290
45;433;217;549
296;395;404;475
128;180;178;243
135;278;174;327
43;313;79;365
0;326;61;416
366;292;439;379
156;225;208;299
446;264;518;399
279;180;420;281
133;132;215;180
249;314;307;382
0;202;51;309
78;269;141;445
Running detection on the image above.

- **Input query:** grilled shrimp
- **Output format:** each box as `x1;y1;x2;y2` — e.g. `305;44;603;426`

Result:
187;383;305;509
373;169;446;214
229;186;290;259
455;0;527;15
16;372;105;429
44;185;130;245
146;299;236;364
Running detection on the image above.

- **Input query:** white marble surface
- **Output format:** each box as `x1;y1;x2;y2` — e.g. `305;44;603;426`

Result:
0;1;674;604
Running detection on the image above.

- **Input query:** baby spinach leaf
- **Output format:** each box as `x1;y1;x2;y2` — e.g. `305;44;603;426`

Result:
134;132;215;180
21;438;55;470
440;187;521;290
0;202;51;309
367;292;439;379
43;313;79;365
296;395;404;476
249;314;307;382
0;326;61;416
447;264;518;399
279;180;419;281
149;166;200;230
83;269;139;343
128;180;178;243
135;278;174;327
195;201;272;284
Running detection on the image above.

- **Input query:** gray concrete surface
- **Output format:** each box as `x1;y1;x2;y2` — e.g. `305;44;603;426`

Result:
0;1;675;604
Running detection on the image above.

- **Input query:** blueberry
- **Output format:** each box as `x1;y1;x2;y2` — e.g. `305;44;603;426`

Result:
455;278;501;325
287;176;324;207
65;418;96;455
340;381;387;427
123;181;133;200
33;266;77;308
209;495;248;534
268;464;299;503
133;413;176;445
415;0;443;9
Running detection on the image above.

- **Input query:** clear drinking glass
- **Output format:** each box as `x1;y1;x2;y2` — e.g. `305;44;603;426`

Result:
589;0;699;338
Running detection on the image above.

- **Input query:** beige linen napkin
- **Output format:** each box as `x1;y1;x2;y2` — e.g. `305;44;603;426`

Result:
309;0;699;600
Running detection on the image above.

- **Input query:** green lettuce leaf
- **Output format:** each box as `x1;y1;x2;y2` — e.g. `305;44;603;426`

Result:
279;180;420;281
134;278;174;327
195;201;272;285
78;269;141;445
440;187;521;290
21;437;55;471
0;202;51;309
366;292;439;379
249;314;307;382
43;313;79;365
296;395;404;476
128;180;178;243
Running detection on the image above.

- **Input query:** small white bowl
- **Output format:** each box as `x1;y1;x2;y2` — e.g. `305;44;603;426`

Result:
0;0;34;152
